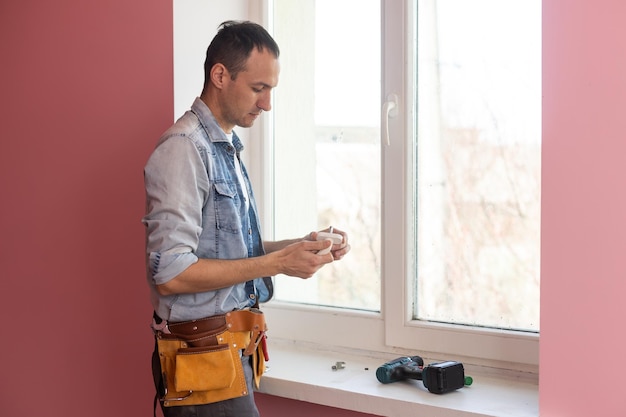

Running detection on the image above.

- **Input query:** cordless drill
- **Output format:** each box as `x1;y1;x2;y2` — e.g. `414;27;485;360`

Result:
375;356;473;394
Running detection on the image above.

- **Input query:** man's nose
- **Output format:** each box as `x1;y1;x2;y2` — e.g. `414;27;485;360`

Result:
257;91;272;112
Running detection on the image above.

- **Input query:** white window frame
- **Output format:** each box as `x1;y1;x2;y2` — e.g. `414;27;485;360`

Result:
254;0;539;373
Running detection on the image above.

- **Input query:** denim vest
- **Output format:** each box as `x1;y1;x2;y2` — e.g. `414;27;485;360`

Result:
143;98;273;322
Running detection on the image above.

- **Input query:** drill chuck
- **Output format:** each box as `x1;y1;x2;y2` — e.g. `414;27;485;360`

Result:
375;356;424;384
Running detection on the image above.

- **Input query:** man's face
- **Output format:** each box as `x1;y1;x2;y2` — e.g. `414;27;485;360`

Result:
219;48;280;132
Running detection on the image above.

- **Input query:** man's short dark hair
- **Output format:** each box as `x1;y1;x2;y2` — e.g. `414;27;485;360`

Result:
203;20;280;89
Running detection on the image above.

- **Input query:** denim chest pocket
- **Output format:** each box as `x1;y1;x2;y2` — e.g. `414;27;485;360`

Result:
212;181;243;234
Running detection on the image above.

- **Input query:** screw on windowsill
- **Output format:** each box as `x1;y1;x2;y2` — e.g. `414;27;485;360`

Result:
332;361;346;371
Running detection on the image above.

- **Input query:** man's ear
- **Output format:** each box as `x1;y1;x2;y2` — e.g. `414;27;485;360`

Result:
210;63;229;89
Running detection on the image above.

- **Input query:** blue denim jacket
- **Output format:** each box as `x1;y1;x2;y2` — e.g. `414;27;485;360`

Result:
143;98;273;322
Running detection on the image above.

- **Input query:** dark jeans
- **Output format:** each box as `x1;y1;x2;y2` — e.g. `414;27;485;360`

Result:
152;345;260;417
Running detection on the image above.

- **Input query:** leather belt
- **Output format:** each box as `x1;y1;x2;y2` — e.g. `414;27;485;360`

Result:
154;309;267;355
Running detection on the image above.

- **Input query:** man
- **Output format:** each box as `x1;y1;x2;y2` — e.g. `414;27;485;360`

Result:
143;21;350;417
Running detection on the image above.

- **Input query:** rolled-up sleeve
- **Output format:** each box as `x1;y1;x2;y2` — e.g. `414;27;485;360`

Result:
142;136;209;285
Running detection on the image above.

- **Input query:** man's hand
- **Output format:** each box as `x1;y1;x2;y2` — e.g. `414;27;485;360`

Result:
272;239;335;278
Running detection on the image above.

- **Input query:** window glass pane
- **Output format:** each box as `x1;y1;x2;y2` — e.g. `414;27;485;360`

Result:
415;0;541;331
272;0;381;310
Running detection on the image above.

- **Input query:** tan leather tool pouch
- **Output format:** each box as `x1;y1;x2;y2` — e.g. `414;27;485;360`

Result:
252;339;266;389
155;309;269;407
175;345;235;392
157;328;251;407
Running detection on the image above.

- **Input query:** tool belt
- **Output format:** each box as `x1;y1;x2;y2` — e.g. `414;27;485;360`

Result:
153;308;268;407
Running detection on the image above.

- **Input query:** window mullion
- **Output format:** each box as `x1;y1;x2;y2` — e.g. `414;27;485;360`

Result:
381;0;411;348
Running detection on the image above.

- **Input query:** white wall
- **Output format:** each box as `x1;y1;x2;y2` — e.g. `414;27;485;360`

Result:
173;0;249;119
173;0;270;220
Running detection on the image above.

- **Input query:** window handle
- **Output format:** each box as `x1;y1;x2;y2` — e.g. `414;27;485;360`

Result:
382;94;398;146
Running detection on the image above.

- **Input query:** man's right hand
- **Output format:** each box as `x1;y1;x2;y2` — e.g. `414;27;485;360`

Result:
272;239;335;279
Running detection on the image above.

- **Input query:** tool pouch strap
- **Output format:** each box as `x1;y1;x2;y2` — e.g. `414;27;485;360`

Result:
225;308;267;357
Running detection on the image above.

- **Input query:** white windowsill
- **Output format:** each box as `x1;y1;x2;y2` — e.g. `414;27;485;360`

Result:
257;338;538;417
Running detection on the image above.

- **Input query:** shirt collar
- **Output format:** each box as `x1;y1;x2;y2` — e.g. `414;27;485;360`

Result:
191;97;244;152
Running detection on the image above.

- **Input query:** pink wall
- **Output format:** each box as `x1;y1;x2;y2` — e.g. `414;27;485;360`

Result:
0;1;172;415
2;0;626;416
540;0;626;415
